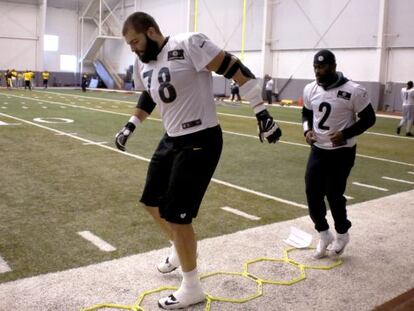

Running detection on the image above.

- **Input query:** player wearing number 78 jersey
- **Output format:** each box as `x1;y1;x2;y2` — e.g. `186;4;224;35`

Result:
301;49;376;260
115;11;282;310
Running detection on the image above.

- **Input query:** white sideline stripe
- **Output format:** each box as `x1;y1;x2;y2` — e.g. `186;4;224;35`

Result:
55;132;77;136
218;112;300;126
382;176;414;185
213;179;307;208
221;206;261;220
352;182;388;191
34;90;406;138
224;130;308;147
2;93;413;167
218;113;409;139
223;130;414;167
33;90;141;104
0;112;305;208
77;231;116;252
0;255;12;273
82;141;107;146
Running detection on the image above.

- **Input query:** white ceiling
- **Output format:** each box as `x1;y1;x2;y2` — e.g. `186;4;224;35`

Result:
0;0;91;11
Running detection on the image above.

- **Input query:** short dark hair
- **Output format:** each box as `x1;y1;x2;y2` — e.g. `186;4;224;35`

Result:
122;12;161;36
407;81;413;88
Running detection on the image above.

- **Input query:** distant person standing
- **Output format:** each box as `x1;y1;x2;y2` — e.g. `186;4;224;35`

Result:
42;71;50;88
23;70;32;90
11;69;17;88
302;49;376;260
397;81;414;137
5;70;12;89
81;74;88;92
265;76;274;105
230;80;241;102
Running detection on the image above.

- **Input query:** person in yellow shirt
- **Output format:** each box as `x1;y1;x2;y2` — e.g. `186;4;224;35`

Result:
42;70;50;88
23;70;32;90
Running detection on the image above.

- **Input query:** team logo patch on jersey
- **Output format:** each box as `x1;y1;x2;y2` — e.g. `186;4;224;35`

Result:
168;49;185;61
337;90;351;100
182;119;201;129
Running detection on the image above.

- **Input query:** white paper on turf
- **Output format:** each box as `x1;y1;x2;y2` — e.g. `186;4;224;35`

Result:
283;226;313;248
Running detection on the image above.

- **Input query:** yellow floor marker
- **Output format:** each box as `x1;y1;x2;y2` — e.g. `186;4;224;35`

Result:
82;247;343;311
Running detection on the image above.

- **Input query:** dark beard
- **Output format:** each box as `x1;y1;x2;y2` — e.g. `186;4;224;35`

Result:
316;72;337;88
138;35;160;63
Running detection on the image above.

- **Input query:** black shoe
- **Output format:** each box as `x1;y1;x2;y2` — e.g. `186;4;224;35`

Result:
397;127;401;135
406;132;413;137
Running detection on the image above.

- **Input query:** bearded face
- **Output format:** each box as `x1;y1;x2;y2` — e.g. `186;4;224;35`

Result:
314;63;337;87
136;34;160;63
125;28;160;64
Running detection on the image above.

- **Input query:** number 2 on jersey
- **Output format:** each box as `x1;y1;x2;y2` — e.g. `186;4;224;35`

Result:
318;102;331;130
143;68;177;103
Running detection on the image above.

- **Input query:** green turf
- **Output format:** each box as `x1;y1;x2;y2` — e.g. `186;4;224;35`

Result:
0;88;413;283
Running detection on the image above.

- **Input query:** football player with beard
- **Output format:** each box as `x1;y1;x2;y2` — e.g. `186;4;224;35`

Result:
302;49;376;260
115;11;282;309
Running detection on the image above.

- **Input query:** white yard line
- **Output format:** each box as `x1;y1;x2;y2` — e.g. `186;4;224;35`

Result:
3;92;414;167
408;171;414;175
213;179;307;208
223;130;414;167
382;176;414;185
0;112;305;209
82;141;108;146
77;231;116;252
352;182;388;192
0;255;12;274
2;93;413;168
221;206;261;220
31;90;408;139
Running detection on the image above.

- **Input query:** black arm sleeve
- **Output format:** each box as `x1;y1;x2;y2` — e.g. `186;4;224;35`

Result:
341;103;376;139
136;91;156;114
302;107;313;135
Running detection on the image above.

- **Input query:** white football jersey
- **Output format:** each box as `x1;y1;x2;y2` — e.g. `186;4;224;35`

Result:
303;80;371;150
134;32;221;137
401;87;414;106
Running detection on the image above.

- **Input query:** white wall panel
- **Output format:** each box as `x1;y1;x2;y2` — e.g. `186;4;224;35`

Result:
196;0;263;51
387;0;414;47
0;2;38;70
272;0;379;50
273;49;380;82
45;7;79;72
135;0;188;35
387;49;414;82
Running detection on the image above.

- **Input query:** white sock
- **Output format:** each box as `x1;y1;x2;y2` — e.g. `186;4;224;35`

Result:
320;229;332;240
169;241;180;266
177;268;202;293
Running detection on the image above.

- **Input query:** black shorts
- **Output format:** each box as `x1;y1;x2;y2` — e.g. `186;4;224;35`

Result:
140;125;223;224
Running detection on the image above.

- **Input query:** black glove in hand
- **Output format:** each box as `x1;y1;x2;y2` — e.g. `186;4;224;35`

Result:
115;122;136;151
256;109;282;143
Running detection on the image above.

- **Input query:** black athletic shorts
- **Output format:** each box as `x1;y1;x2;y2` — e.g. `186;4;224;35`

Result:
140;125;223;224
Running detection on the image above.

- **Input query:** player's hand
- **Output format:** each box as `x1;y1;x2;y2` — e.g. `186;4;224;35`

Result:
256;109;282;143
115;122;136;151
329;131;346;147
305;130;317;145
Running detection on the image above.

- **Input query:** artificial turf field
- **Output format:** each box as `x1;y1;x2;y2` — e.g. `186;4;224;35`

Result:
0;87;413;285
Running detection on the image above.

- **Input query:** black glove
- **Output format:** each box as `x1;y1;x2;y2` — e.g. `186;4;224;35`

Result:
115;122;136;151
256;109;282;143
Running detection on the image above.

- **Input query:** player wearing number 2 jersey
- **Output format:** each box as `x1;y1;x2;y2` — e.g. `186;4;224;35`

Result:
302;49;376;260
115;12;282;309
